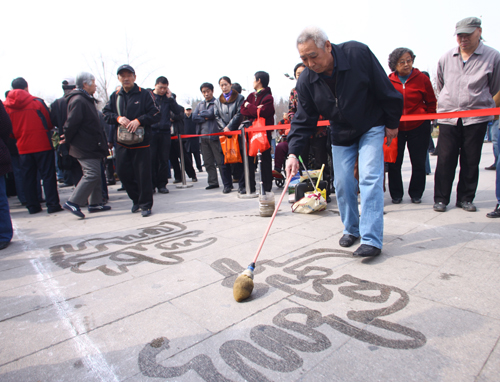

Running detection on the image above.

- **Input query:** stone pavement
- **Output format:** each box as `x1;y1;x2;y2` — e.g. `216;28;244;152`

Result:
0;144;499;382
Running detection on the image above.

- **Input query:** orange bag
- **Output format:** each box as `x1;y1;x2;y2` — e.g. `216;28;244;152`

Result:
383;137;398;163
220;135;242;164
247;109;271;157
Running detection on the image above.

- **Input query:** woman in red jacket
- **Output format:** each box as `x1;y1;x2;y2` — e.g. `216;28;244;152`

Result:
388;48;437;204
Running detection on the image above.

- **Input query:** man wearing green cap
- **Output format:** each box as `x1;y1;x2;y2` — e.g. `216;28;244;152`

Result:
433;17;500;213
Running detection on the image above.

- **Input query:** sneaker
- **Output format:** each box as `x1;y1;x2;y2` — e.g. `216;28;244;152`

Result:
141;209;152;217
63;201;85;218
433;202;446;212
486;204;500;218
456;201;477;212
88;204;112;213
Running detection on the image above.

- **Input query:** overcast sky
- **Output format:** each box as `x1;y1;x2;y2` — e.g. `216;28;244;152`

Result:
2;0;499;107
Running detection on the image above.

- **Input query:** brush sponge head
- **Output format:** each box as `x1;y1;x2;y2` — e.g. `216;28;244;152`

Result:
233;273;254;302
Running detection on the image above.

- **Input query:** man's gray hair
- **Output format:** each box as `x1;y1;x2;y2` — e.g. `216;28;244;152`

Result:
297;26;329;49
76;72;95;89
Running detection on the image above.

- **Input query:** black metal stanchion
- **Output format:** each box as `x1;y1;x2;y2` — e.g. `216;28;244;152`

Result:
238;124;258;199
176;133;193;189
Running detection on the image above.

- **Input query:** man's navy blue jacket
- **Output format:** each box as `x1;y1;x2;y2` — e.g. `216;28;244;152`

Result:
288;41;403;153
150;92;183;133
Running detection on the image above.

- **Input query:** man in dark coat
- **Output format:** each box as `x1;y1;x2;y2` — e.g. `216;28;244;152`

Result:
286;27;403;258
62;72;111;219
183;106;202;172
150;76;183;194
0;100;13;249
102;65;160;217
50;77;81;187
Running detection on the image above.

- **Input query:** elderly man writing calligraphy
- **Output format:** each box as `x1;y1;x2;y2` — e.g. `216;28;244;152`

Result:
286;27;403;257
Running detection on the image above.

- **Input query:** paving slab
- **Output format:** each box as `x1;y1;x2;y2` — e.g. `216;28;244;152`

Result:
1;147;500;381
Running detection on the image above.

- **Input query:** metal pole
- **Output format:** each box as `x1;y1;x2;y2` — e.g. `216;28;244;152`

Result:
238;124;258;199
176;133;193;189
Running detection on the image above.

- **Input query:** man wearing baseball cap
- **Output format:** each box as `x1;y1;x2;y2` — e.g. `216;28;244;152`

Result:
102;65;160;217
433;17;500;213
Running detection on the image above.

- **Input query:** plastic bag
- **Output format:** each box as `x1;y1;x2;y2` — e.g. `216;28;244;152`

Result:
291;192;327;214
383;137;398;163
220;135;242;164
248;109;270;157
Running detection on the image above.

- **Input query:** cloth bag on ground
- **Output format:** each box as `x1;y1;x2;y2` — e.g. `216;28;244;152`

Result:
291;192;327;214
116;94;145;145
247;109;270;157
220;134;242;164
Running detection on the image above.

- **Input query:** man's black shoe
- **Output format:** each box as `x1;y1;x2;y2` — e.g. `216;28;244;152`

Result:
353;244;381;257
131;205;140;213
48;205;63;213
63;201;85;218
0;241;10;250
107;180;116;185
223;187;232;194
238;188;246;194
173;179;182;184
158;187;169;194
433;202;446;212
411;197;422;204
339;234;359;248
28;206;42;214
206;185;219;190
485;164;496;170
141;209;152;217
456;201;477;212
59;183;73;188
117;186;126;191
88;204;112;213
191;178;198;182
392;198;402;204
486;204;500;218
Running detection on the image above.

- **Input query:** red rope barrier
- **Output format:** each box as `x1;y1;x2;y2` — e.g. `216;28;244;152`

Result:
172;107;500;139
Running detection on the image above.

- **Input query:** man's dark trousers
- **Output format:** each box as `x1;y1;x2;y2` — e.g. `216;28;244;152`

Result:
115;145;153;210
19;149;60;213
150;130;171;189
434;119;488;205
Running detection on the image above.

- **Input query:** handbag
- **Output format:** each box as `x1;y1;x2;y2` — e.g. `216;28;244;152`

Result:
383;136;398;163
220;134;242;164
116;94;145;145
247;109;270;157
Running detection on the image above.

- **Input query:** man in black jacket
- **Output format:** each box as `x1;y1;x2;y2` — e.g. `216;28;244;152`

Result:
50;78;81;187
103;65;160;217
150;76;182;193
287;27;403;257
62;72;111;219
